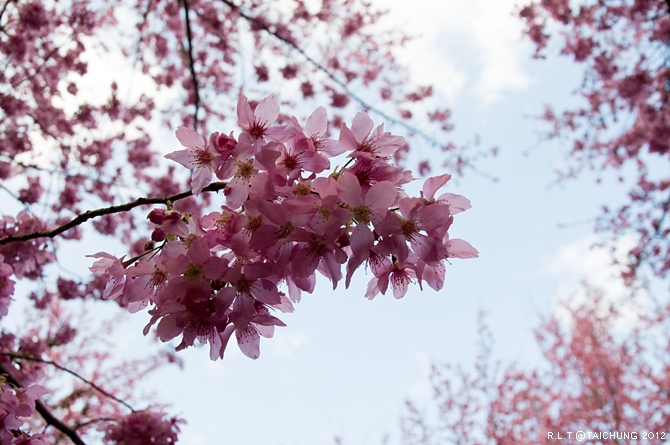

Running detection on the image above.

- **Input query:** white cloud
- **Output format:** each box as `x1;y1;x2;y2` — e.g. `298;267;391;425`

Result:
543;235;652;329
545;236;631;298
377;0;531;104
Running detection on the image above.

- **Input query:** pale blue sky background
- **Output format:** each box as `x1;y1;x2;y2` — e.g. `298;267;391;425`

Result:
9;0;641;443
111;1;637;444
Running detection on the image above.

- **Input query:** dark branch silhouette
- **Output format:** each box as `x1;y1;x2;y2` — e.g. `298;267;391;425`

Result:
0;363;87;445
0;352;136;412
180;0;202;129
0;182;227;246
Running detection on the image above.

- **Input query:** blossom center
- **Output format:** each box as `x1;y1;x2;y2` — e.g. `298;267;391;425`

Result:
195;148;213;167
236;159;257;179
352;205;371;225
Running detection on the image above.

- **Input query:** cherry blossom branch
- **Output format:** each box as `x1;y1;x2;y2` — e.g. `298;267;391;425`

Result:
218;0;448;149
0;352;136;412
0;363;87;445
0;182;227;245
180;0;202;129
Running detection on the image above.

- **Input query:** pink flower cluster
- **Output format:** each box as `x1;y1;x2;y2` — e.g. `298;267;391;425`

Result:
102;410;181;445
0;255;15;319
0;381;48;444
89;95;477;360
0;213;54;282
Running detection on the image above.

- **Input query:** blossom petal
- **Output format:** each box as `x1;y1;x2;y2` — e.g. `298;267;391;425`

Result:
350;224;373;262
175;126;205;149
365;181;397;209
439;193;472;214
254;94;279;126
236;325;260;359
237;95;254;128
165;149;197;169
446;239;479;259
305;106;327;137
423;173;451;201
351;112;374;142
190;166;211;196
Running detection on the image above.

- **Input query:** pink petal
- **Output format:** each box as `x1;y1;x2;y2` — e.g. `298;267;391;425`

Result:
236;325;260;359
439;193;472;214
218;324;236;359
254;323;275;339
423;174;452;201
365;181;397;209
165;149;197;169
156;313;185;342
190;166;211;196
256;200;287;226
411;234;445;264
338;124;359;152
187;237;210;265
252;280;282;305
305;106;327;137
350;224;373;262
265;125;294;143
417;204;452;232
364;276;380;300
225;177;249;209
392;277;409;299
251;313;287;327
336;172;362;207
318;139;346;156
254;94;279;126
301;151;330;173
446;239;479;259
237;95;254;128
423;262;445;291
175;126;205;149
351;112;374;142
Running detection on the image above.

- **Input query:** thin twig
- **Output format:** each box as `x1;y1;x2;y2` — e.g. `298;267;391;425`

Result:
180;0;201;129
0;363;87;445
0;181;227;245
0;352;136;412
0;0;11;25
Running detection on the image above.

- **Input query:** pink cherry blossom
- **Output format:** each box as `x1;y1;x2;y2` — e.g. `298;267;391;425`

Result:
165;126;221;195
339;111;407;159
0;255;15;318
103;410;182;445
87;95;476;361
87;252;127;301
237;94;291;145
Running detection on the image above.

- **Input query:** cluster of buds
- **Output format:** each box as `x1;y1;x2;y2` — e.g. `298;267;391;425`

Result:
89;95;477;360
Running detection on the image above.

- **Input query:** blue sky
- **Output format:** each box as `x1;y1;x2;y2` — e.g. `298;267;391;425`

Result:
109;1;639;444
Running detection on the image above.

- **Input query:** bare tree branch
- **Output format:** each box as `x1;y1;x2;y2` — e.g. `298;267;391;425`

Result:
180;0;202;130
0;182;227;246
0;363;88;445
0;352;136;412
0;0;11;26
